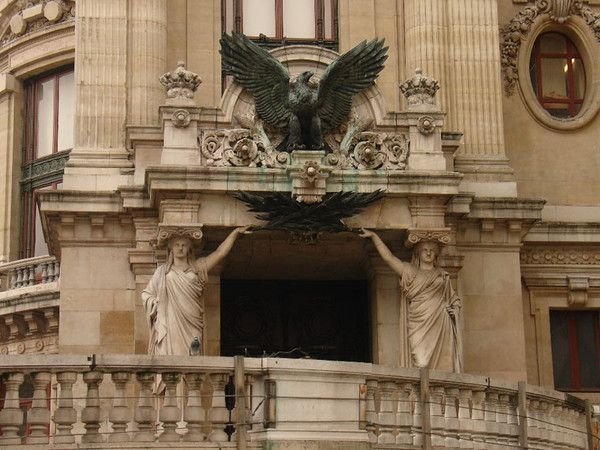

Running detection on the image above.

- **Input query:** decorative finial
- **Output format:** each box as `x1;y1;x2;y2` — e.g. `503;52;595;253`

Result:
160;61;202;104
399;68;440;110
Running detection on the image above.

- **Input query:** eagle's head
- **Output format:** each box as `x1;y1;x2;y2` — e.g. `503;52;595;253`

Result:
298;71;315;84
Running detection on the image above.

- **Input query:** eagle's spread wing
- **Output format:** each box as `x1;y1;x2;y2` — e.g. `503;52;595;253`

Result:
317;39;388;134
220;33;291;129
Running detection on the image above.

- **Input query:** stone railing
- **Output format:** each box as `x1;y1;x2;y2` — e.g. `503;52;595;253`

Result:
0;255;60;292
0;355;595;448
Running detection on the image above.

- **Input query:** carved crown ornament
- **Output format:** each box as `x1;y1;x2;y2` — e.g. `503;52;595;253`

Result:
501;0;600;95
0;0;75;45
160;61;202;102
399;68;440;110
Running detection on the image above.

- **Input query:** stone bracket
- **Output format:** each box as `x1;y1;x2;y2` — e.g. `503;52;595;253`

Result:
567;276;589;306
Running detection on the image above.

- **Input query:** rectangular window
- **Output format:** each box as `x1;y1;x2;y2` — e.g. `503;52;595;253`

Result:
223;0;337;46
21;68;73;258
550;310;600;391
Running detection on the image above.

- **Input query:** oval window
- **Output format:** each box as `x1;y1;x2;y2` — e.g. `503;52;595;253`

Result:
529;32;585;118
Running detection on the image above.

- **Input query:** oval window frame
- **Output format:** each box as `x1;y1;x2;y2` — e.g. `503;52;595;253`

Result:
518;15;600;130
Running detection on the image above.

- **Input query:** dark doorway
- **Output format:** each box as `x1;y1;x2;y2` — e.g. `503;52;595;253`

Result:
220;279;371;362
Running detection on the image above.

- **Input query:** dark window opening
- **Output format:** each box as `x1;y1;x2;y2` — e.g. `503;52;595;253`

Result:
550;310;600;391
221;279;371;363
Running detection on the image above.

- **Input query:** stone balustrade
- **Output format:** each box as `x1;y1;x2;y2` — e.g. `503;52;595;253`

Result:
0;255;60;292
0;355;594;448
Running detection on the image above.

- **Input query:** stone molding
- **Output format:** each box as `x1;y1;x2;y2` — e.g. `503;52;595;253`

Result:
520;246;600;265
0;0;74;45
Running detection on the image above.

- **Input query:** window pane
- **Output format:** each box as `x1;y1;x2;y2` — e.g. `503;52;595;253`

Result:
57;72;74;152
550;311;572;390
33;201;48;256
575;312;600;389
541;58;568;98
540;33;566;53
324;0;333;40
35;78;56;158
224;0;235;33
572;58;585;99
243;0;276;37
283;0;315;39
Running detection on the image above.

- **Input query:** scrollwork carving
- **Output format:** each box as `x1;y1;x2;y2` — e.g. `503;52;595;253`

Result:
406;229;452;247
155;226;204;249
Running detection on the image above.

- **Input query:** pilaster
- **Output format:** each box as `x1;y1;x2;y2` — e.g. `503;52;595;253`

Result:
127;0;167;127
0;73;22;262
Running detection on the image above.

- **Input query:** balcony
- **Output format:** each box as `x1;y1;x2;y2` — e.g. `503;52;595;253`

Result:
0;256;60;355
0;355;595;448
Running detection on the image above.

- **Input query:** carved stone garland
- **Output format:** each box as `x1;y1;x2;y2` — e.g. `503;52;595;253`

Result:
501;0;600;95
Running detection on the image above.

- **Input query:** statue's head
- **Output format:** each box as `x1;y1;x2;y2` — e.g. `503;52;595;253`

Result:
166;236;197;270
411;240;440;269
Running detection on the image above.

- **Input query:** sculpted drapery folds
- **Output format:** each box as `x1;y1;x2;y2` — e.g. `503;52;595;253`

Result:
142;227;250;357
360;229;463;372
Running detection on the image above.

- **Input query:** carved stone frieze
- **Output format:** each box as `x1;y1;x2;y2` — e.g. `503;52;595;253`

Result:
520;246;600;264
1;0;75;45
325;130;410;170
0;306;59;354
501;0;600;95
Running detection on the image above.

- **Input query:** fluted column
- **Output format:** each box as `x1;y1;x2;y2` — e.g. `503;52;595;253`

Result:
403;0;450;113
66;0;132;188
128;0;167;126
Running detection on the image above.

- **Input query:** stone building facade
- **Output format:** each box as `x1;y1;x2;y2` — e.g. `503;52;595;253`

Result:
0;0;598;448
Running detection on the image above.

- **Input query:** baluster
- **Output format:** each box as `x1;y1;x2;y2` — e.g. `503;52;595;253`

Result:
53;372;78;444
9;268;17;289
430;386;445;447
28;372;51;444
471;390;486;449
184;373;205;442
208;373;230;441
410;385;423;447
40;263;49;284
484;391;499;449
395;382;413;445
133;372;156;442
496;393;510;446
444;387;460;447
16;267;23;288
27;265;34;286
377;381;396;443
0;372;25;444
457;388;474;448
81;371;104;443
527;399;539;448
109;372;131;442
158;372;181;442
54;261;60;280
365;379;379;443
506;393;519;446
46;261;55;283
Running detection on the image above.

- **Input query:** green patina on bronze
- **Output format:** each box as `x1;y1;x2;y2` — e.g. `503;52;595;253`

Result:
220;32;388;151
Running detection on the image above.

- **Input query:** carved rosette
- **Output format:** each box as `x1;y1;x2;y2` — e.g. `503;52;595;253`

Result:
405;229;452;248
155;225;204;248
331;132;410;170
501;0;600;95
520;246;600;265
160;61;202;100
200;129;288;168
171;109;191;128
301;161;323;185
417;116;436;135
399;69;440;109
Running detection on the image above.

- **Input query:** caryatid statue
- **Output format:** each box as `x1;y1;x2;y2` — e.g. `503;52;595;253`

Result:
143;226;250;356
360;229;462;372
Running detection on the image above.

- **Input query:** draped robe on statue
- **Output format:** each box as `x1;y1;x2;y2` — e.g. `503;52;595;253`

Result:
142;259;208;356
399;265;462;372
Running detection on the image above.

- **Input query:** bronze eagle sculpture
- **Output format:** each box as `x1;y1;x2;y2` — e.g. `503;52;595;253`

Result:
220;33;388;151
